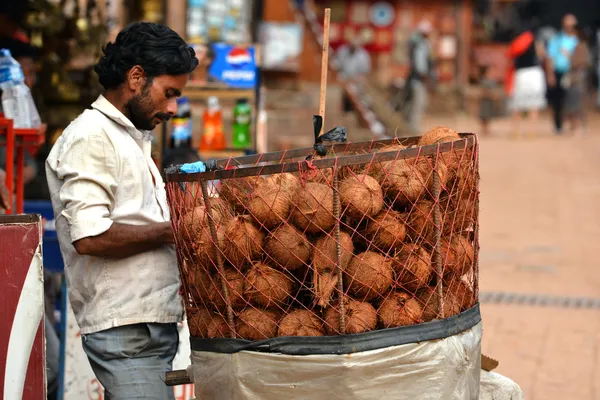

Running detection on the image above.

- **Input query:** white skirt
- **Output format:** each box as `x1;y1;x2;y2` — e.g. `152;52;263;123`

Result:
509;66;547;111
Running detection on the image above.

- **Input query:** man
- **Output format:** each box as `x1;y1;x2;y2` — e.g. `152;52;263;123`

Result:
404;20;434;134
334;36;372;115
0;168;9;211
46;22;198;399
190;43;220;84
546;14;579;133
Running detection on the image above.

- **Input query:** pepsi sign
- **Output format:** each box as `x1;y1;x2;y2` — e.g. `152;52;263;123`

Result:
209;43;257;89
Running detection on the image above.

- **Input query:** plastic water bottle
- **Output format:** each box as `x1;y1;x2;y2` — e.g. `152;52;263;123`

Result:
170;96;192;148
0;49;40;128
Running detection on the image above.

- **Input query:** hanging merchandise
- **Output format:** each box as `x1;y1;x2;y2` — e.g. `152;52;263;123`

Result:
232;98;251;148
170;97;192;148
200;96;225;151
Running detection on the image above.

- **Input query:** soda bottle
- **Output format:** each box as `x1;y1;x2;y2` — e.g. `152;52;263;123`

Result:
200;96;226;151
232;98;251;148
0;49;40;128
170;96;192;148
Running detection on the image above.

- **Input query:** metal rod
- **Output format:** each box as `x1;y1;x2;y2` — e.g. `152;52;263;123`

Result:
432;152;445;319
473;139;480;303
165;369;192;386
332;167;345;333
200;180;236;338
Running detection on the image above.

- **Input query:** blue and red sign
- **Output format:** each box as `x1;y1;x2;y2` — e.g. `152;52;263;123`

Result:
209;43;257;89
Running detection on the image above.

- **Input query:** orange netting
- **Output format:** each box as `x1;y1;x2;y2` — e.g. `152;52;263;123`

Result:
165;129;479;340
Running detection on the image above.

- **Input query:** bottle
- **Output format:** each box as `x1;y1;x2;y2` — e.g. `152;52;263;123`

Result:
199;96;225;151
170;96;192;148
232;98;251;148
0;49;40;128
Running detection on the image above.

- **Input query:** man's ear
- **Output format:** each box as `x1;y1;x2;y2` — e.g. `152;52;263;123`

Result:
127;65;146;92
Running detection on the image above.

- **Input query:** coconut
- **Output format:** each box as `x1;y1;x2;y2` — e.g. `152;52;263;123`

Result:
407;200;440;247
442;191;476;235
364;210;407;253
324;298;378;335
441;236;474;278
179;204;224;242
222;215;264;269
378;291;423;328
418;126;460;146
265;224;311;272
187;267;213;305
339;174;384;221
210;267;246;310
236;308;280;340
187;307;214;337
219;176;264;214
415;286;440;322
392;244;432;293
291;182;335;234
375;159;425;207
277;309;324;337
206;314;233;338
244;262;293;308
312;232;354;308
412;156;449;194
247;174;299;229
444;276;475;311
344;252;394;301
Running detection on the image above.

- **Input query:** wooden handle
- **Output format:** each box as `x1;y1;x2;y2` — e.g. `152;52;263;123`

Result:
165;369;193;386
318;8;331;138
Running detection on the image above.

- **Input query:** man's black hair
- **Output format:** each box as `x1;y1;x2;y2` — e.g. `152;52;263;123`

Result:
0;38;38;59
94;22;199;90
205;43;216;67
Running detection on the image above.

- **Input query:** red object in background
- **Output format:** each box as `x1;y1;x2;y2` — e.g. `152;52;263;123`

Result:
0;117;46;214
0;214;46;399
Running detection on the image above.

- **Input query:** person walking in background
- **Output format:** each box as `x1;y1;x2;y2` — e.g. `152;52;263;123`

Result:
564;24;591;134
404;20;434;134
546;14;579;134
505;26;547;139
334;36;372;116
478;65;497;136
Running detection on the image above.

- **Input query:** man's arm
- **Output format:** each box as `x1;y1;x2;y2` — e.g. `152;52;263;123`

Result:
52;134;172;259
74;221;173;258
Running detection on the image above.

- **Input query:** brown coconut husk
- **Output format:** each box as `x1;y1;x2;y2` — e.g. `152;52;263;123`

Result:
187;267;213;305
364;210;407;253
207;316;233;338
378;291;423;328
187;307;227;338
265;224;311;272
374;159;425;207
222;215;264;269
416;283;469;321
247;174;299;229
412;156;449;194
312;232;354;307
444;276;475;311
418;126;460;146
244;262;293;308
339;174;384;221
324;298;378;335
407;200;440;247
441;236;474;278
392;244;432;293
179;202;229;242
220;176;265;214
277;309;325;337
415;286;440;322
291;182;335;234
369;143;407;175
344;252;394;301
441;190;476;235
210;267;246;311
236;308;280;340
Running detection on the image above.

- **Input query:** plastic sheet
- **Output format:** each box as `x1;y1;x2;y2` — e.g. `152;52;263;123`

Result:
191;322;482;400
479;370;524;400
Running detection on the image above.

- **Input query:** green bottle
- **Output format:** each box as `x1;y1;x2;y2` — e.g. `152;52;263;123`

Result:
232;98;252;148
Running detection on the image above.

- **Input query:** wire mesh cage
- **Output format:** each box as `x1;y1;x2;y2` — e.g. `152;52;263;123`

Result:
165;129;479;341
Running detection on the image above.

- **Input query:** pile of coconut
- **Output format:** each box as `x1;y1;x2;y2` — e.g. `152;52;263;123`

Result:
177;126;477;339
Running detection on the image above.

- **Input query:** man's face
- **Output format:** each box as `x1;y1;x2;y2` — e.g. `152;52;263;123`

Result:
16;57;36;89
196;45;214;69
125;73;189;130
563;14;577;34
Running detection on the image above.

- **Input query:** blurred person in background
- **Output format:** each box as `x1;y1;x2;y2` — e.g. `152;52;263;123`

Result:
564;23;591;134
546;14;579;134
334;36;371;115
505;25;547;139
596;24;600;110
478;65;498;136
403;20;435;134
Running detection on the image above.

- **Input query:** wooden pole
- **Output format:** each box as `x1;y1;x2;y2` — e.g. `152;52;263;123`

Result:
318;8;331;137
